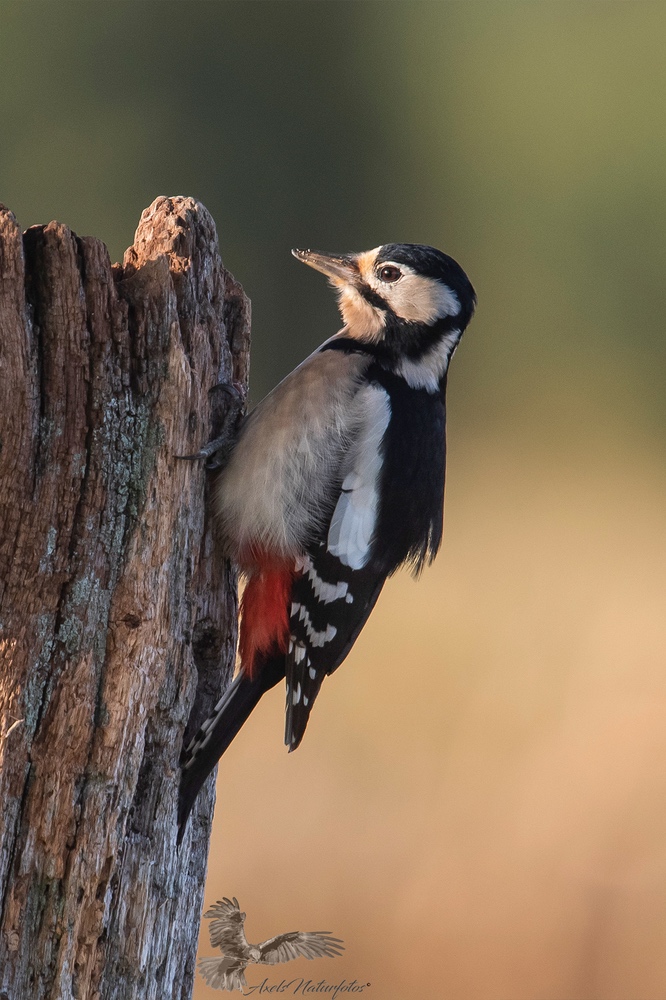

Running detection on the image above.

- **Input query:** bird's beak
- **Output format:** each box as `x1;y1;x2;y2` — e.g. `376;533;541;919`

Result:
291;249;359;286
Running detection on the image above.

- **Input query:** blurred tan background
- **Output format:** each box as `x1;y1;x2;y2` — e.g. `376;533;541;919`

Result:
3;2;666;997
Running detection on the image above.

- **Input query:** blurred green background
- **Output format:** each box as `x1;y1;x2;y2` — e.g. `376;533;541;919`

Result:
3;2;666;997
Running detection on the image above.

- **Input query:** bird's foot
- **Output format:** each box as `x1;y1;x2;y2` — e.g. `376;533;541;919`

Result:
176;381;246;469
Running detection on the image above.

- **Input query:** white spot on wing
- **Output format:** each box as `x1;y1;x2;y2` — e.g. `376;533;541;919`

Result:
293;683;301;705
299;554;350;603
327;384;391;569
309;666;316;679
295;604;337;647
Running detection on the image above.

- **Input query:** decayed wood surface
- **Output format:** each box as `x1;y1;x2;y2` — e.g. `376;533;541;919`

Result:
0;196;250;999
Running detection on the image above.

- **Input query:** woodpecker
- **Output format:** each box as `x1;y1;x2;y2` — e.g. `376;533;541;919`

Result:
178;243;476;839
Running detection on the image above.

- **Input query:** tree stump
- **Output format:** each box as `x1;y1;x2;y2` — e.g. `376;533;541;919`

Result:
0;196;250;999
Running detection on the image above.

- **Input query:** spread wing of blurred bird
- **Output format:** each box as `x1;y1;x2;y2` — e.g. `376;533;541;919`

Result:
198;897;345;991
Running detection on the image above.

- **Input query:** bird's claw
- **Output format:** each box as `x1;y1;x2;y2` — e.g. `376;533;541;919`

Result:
175;379;247;468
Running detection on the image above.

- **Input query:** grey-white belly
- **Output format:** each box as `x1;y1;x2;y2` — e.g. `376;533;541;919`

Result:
214;348;370;561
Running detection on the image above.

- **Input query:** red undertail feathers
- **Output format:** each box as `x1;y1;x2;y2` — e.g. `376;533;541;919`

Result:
238;554;294;680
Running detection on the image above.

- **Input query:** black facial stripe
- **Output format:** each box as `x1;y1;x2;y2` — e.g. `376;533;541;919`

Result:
381;313;461;360
324;281;469;368
357;282;391;312
321;321;454;356
320;327;456;388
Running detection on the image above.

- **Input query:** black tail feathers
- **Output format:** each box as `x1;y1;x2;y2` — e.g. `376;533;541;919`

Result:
177;656;285;843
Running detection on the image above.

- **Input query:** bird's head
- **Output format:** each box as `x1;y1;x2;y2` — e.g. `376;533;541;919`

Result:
292;243;476;360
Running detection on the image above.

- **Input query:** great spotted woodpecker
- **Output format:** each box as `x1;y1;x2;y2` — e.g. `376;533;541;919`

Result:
178;244;476;838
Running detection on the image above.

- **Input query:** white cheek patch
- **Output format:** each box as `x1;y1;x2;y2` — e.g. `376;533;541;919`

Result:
327;384;392;569
368;264;460;324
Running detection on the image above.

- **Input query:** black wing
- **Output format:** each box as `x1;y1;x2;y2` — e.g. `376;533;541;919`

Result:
285;373;446;750
285;544;385;750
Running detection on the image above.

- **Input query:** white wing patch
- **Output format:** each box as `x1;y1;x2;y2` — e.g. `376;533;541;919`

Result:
327;384;391;570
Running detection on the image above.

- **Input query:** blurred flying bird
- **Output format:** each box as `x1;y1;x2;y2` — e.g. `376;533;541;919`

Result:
198;897;345;991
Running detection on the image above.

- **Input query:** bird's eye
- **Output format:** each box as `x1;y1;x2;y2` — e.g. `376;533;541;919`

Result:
378;265;402;283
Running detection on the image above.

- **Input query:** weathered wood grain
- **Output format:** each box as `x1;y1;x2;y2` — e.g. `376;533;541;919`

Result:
0;196;250;999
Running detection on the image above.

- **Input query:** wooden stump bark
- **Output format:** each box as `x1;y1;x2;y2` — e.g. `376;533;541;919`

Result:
0;196;250;999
